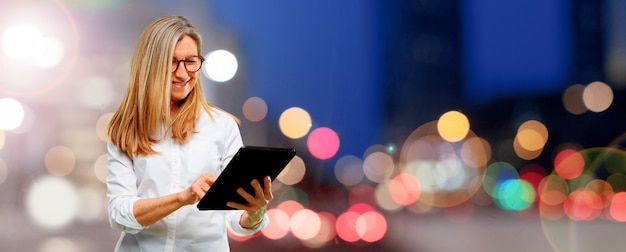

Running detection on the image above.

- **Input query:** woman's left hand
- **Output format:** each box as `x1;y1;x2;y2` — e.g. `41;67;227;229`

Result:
227;175;273;228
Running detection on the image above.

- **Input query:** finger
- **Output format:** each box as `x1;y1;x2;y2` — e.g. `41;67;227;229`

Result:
191;185;206;198
226;201;248;211
250;179;265;197
263;176;273;201
236;187;256;203
203;173;218;186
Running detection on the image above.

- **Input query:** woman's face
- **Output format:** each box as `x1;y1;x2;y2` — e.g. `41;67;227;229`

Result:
170;35;200;103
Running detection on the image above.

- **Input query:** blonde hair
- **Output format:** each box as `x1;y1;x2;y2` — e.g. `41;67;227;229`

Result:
108;16;234;158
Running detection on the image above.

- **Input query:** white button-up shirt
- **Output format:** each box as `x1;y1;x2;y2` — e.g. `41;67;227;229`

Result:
107;109;268;252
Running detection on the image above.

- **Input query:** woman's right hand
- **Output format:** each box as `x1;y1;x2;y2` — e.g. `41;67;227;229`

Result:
181;173;218;205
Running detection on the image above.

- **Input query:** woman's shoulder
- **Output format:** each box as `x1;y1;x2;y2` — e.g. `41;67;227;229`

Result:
200;106;238;126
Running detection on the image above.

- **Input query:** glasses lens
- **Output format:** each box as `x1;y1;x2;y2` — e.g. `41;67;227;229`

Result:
185;57;202;72
172;56;203;72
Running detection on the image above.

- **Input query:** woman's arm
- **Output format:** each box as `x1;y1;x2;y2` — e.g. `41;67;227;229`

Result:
133;173;217;226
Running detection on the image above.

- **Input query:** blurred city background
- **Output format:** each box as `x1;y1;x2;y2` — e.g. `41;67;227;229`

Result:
0;0;625;251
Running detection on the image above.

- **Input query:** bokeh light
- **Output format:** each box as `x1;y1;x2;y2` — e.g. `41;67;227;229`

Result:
0;0;79;97
276;187;310;207
554;149;585;180
227;225;255;242
1;24;66;69
79;76;116;109
26;176;79;229
1;24;43;61
76;186;106;223
336;203;387;242
242;97;268;122
276;200;305;217
334;155;364;187
301;212;336;248
10;103;35;134
483;162;519;198
44;145;76;176
562;84;588;115
519;163;548;202
261;208;290;240
493;179;535;211
0;97;25;130
276;155;305;186
335;211;361;242
609;192;626;222
564;189;603;220
357;211;387;242
375;180;403;211
516;120;548;152
514;135;543;160
0;158;7;185
363;151;394;183
203;49;238;82
290;209;321;240
437;111;470;142
460;136;491;168
349;184;377;206
31;36;65;69
538;175;568;220
37;237;80;252
93;154;108;183
0;130;5;150
279;107;312;139
582;81;613;112
388;173;421;206
514;120;548;160
307;127;340;160
96;113;114;142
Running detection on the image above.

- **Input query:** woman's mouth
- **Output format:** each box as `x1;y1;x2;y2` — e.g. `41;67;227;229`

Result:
172;78;190;88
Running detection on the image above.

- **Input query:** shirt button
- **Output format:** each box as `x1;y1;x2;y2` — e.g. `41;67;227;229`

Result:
168;234;174;240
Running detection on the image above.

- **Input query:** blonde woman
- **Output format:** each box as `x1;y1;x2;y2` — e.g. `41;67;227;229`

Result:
106;16;271;251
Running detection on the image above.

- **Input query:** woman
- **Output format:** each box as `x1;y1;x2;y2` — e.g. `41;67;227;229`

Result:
106;16;271;251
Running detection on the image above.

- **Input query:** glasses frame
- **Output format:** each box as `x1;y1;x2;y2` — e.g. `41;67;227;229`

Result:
171;55;205;73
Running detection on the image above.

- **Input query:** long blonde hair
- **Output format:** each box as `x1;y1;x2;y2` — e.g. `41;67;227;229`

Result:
108;16;228;158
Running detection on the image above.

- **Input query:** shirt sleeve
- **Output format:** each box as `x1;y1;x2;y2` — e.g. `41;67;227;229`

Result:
106;141;144;234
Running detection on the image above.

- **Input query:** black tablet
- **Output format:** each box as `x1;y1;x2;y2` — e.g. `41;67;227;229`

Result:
197;146;296;210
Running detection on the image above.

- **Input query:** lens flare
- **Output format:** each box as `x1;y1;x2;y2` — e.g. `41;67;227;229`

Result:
1;24;43;61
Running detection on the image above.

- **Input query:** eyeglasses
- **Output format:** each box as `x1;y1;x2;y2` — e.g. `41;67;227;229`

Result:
171;56;204;72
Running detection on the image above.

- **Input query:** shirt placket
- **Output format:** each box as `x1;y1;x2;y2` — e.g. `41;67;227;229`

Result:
164;143;182;252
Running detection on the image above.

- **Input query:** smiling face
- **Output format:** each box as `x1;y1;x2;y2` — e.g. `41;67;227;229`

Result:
170;35;200;104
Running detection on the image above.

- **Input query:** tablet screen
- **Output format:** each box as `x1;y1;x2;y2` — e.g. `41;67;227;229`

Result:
197;146;296;210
